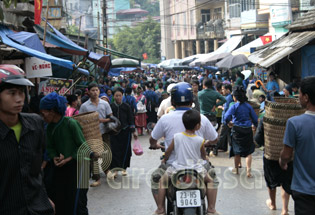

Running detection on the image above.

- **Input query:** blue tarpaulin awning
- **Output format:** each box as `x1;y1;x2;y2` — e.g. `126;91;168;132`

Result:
34;22;111;71
7;31;46;53
108;67;141;76
34;24;88;55
0;25;75;70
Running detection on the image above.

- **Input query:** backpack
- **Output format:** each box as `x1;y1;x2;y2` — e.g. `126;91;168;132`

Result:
136;95;146;113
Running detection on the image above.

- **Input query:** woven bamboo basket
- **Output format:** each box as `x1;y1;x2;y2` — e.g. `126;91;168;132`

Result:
265;100;305;120
73;111;103;152
273;97;299;104
248;101;260;117
263;117;287;161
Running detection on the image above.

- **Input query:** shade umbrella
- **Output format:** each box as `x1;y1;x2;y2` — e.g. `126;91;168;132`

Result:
200;53;232;66
241;70;252;79
215;54;249;69
111;58;140;68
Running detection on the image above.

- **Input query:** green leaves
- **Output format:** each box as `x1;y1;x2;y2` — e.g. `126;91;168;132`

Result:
111;17;161;63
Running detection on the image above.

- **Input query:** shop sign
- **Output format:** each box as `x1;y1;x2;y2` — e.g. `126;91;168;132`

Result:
25;57;52;78
38;77;73;95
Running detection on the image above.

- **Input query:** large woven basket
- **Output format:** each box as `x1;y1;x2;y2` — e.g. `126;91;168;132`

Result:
248;101;260;117
263;117;287;161
265;100;305;120
273;97;299;104
73;111;103;152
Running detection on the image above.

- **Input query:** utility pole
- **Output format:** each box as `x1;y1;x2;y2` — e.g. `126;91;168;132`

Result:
77;15;82;45
103;0;108;49
97;12;101;46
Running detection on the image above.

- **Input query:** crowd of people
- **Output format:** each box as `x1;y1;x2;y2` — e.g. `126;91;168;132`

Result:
1;63;314;215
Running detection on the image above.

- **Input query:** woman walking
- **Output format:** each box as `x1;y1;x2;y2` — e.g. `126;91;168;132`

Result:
224;86;258;177
109;87;137;177
134;86;147;136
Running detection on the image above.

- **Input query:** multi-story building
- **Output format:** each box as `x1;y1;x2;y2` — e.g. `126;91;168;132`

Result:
161;0;315;60
160;0;226;59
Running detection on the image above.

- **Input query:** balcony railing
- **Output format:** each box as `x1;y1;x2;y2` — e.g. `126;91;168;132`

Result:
196;19;225;39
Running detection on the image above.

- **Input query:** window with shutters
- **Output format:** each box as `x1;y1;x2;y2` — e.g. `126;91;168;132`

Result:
201;9;211;23
229;0;241;18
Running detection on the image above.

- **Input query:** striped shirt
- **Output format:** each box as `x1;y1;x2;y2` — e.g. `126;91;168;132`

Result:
0;113;54;215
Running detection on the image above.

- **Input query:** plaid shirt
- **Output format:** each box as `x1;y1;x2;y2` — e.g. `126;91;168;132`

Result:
0;113;53;215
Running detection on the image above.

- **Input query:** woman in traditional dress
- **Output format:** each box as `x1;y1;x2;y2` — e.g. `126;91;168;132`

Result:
134;86;147;136
224;86;258;177
109;87;137;177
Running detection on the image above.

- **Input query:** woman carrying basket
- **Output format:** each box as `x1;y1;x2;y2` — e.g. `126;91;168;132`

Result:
224;86;258;177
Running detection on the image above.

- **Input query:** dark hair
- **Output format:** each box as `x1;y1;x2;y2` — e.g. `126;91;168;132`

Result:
251;85;258;91
203;78;213;88
182;109;201;130
259;95;266;100
66;94;78;106
0;83;25;93
113;87;124;95
232;86;247;103
216;82;222;91
191;80;199;86
125;87;132;95
236;71;245;80
158;82;163;88
300;77;315;105
74;89;82;96
88;83;99;91
223;84;232;92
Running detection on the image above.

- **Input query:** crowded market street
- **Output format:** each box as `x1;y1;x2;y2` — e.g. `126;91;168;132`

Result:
87;134;294;215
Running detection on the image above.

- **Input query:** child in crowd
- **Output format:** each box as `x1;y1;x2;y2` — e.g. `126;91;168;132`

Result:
154;109;215;215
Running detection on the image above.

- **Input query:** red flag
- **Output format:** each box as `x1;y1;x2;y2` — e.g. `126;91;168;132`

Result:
260;36;272;45
142;53;148;60
34;0;43;25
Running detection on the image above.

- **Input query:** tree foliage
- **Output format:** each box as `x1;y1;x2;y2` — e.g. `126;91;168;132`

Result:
109;17;161;64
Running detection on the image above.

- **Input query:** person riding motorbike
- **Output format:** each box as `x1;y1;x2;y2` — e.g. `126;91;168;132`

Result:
150;82;220;215
154;109;217;215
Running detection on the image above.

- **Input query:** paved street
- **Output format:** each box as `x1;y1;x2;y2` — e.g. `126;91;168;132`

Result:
87;134;294;215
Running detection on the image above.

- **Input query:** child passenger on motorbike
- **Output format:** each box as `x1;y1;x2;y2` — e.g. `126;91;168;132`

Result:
154;109;216;215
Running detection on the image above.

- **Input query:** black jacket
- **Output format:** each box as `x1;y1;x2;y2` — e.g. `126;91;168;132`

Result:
0;113;54;215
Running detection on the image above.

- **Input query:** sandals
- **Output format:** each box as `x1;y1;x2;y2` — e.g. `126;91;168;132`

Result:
247;168;253;178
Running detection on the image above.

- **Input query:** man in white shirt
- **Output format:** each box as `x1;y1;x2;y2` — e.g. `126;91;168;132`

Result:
156;83;176;118
79;83;113;187
150;82;219;214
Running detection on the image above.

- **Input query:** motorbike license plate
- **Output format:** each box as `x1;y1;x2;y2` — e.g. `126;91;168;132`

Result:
176;190;201;208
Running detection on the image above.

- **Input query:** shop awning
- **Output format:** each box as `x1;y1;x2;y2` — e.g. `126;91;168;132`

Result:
34;22;111;70
0;25;75;70
248;31;315;68
189;35;244;66
34;24;88;56
7;31;46;53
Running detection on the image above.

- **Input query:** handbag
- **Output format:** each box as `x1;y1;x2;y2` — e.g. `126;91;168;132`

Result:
104;115;122;135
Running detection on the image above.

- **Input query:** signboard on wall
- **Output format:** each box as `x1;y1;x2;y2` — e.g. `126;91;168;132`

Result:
25;57;52;78
38;78;73;95
270;0;293;27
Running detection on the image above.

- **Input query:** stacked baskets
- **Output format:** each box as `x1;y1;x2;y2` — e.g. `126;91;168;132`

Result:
263;99;304;160
248;100;260;117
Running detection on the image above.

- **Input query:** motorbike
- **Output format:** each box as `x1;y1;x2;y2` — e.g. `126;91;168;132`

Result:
159;142;207;215
166;169;207;215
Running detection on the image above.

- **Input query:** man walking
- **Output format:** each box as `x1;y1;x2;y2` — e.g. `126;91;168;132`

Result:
0;65;54;215
79;83;113;187
280;76;315;215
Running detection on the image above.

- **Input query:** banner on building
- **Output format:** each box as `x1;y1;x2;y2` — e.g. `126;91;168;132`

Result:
260;36;272;45
38;78;73;95
25;57;52;78
34;0;43;25
270;0;293;27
